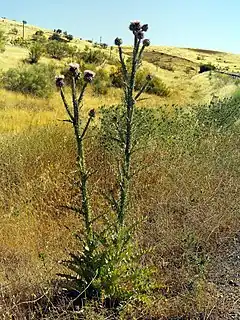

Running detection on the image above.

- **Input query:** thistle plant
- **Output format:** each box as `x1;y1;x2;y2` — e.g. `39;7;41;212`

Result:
113;20;151;227
56;63;96;241
56;21;154;305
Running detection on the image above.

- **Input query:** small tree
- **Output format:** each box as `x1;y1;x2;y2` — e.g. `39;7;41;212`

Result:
3;63;55;97
66;34;73;41
0;29;6;53
35;30;44;36
28;42;45;63
22;20;27;39
49;32;62;41
46;40;69;59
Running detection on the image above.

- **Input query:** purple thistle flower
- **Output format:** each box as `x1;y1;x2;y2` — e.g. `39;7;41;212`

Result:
84;70;95;83
146;74;153;81
143;39;150;47
129;20;141;32
55;75;65;88
88;109;96;118
114;37;123;46
136;31;144;40
141;24;149;32
69;63;80;77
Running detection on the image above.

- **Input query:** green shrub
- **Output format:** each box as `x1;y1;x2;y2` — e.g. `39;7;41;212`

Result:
35;30;44;36
28;42;45;63
110;66;170;96
9;27;18;35
0;29;6;52
1;63;56;97
46;40;70;60
11;37;30;48
32;30;47;43
109;66;123;88
92;68;110;95
196;96;240;130
77;46;107;65
65;45;78;59
145;74;170;96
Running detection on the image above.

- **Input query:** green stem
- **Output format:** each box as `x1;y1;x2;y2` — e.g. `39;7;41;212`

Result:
118;45;128;84
70;77;92;239
80;116;92;140
74;129;92;239
135;80;150;101
118;35;140;226
60;88;74;121
78;82;87;108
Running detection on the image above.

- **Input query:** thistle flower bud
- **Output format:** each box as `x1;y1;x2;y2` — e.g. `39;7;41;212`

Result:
136;31;144;40
88;109;96;118
146;74;152;81
129;20;141;32
114;37;122;46
143;39;150;47
141;24;149;32
55;75;65;88
69;63;80;78
84;70;95;83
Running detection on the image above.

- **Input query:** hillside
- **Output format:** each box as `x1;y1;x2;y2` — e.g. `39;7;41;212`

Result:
0;18;240;106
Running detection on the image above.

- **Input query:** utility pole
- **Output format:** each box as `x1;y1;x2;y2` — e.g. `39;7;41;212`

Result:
22;20;27;39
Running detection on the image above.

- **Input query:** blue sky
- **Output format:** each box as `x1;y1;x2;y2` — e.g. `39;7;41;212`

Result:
1;0;240;53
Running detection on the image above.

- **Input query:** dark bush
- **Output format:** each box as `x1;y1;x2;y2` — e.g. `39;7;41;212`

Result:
66;34;73;41
48;32;65;42
199;63;216;73
1;63;56;97
100;43;108;49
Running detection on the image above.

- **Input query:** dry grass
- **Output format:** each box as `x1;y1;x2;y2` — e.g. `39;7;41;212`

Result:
0;88;239;319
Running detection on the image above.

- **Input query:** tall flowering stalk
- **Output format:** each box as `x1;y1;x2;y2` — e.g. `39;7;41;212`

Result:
56;22;154;304
56;65;96;240
114;21;151;226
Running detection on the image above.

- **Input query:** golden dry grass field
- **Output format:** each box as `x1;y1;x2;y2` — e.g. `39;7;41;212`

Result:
0;19;239;319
